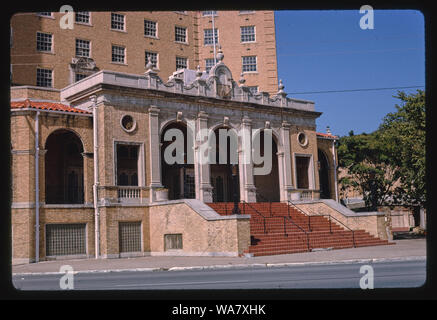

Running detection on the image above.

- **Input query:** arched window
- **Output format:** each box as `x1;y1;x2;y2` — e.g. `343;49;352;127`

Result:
45;130;84;204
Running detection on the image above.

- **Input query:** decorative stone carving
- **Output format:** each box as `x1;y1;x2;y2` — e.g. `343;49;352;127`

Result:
223;116;229;127
70;57;99;75
265;121;270;129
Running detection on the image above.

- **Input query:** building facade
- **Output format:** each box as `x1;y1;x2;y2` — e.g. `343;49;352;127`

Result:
11;49;343;263
10;10;278;95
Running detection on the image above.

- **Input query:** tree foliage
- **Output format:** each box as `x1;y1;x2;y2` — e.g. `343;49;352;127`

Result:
379;90;426;208
337;90;425;210
337;131;396;210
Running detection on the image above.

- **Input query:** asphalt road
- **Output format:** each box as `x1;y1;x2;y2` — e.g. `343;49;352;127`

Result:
12;259;426;290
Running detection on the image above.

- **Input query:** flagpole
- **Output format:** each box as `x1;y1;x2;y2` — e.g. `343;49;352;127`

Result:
212;11;217;64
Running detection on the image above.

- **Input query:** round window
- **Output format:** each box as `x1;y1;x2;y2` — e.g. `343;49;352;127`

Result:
297;132;308;146
120;115;136;133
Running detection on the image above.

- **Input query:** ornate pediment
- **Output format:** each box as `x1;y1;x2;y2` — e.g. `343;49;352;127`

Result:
208;48;235;99
70;57;99;73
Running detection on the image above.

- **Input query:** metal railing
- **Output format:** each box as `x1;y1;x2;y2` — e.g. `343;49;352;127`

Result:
287;199;356;248
240;200;267;234
286;200;312;231
284;216;311;252
254;191;274;216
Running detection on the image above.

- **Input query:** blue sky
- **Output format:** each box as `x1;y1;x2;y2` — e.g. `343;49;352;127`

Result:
274;10;425;137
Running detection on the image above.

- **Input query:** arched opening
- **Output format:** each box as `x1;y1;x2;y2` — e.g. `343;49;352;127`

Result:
318;149;331;199
161;122;195;200
209;127;239;202
45;129;84;204
253;130;280;202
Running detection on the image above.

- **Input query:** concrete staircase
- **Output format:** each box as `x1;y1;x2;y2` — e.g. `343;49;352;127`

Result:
207;202;393;257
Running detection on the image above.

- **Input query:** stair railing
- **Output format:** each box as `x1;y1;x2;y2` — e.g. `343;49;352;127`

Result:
289;201;356;248
240;200;267;234
254;191;273;217
286;200;312;232
327;214;356;248
284;216;311;252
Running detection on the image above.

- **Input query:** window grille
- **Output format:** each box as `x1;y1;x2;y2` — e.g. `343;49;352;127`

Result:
242;56;257;72
37;12;52;17
112;45;125;63
111;13;125;30
144;20;157;37
119;222;142;253
175;26;187;43
36;68;52;87
205;58;215;73
75;39;90;57
164;234;183;250
202;11;217;16
36;32;52;52
75;12;90;24
204;28;218;46
46;224;86;256
176;56;187;70
241;26;255;42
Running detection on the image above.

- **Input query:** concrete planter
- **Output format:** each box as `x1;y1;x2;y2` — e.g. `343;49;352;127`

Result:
155;189;169;202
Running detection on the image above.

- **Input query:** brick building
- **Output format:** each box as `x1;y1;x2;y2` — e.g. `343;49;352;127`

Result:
10;10;278;95
10;11;392;264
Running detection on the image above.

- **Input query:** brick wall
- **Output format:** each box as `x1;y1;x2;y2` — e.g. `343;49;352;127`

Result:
149;202;250;256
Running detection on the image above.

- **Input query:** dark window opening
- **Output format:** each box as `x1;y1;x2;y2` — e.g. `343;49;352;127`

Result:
116;144;139;186
296;156;310;189
45;130;84;204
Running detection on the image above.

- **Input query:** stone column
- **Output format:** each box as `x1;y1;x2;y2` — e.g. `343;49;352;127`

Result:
279;121;294;202
148;106;163;203
194;111;213;202
239;116;257;202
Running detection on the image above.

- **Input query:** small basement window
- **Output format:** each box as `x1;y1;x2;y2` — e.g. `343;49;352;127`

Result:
164;234;183;250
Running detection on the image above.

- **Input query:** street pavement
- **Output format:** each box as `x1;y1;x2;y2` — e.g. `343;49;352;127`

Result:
12;259;426;290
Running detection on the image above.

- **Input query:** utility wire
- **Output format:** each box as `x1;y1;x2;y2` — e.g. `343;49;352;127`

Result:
289;85;424;95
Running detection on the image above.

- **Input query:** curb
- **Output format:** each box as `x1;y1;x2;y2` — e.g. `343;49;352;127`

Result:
12;256;426;276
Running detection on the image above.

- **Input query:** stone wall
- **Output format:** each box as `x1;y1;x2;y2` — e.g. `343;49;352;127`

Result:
296;201;388;240
149;201;250;256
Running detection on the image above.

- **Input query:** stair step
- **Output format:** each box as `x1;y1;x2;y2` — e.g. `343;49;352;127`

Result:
207;202;393;256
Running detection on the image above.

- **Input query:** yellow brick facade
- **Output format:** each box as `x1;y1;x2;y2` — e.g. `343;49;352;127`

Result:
11;11;277;94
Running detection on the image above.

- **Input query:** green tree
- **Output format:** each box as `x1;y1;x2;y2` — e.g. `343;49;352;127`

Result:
379;90;426;209
337;131;396;210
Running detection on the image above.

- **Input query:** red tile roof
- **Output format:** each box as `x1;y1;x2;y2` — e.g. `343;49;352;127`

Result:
316;132;338;139
11;99;91;114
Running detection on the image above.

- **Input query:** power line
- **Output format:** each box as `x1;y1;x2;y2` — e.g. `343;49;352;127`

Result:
289;85;424;95
278;47;423;57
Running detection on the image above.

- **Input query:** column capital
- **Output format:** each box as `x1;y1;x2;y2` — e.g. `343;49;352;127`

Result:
281;121;291;129
197;111;208;120
148;105;160;115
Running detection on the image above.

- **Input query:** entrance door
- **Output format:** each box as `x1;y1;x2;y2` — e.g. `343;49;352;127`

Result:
182;167;195;199
66;167;84;204
295;156;310;189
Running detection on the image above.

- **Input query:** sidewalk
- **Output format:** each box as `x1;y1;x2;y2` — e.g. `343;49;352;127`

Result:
12;239;426;275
